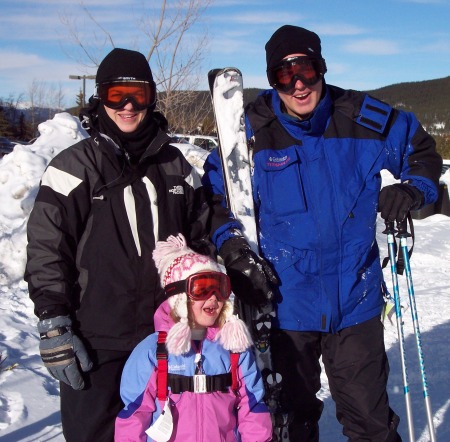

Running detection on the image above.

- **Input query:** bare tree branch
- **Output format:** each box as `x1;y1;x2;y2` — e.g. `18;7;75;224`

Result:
60;0;214;133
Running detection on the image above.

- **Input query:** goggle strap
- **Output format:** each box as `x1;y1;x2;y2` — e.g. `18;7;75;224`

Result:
164;280;186;298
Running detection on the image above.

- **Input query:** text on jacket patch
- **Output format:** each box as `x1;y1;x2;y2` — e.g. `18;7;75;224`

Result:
267;155;290;167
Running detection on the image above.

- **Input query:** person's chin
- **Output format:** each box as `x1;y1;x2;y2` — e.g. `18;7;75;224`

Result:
198;316;219;328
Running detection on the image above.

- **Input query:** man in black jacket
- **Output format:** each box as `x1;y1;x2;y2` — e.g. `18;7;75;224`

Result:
25;48;212;442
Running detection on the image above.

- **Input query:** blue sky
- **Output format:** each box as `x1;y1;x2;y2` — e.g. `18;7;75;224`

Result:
1;0;449;108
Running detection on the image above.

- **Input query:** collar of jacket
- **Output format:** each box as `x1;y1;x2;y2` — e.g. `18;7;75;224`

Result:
140;129;172;162
93;126;172;166
272;85;332;137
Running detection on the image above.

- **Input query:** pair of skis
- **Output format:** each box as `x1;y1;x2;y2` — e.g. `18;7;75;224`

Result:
208;68;288;441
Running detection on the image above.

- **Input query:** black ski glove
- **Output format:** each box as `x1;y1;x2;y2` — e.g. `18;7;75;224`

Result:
378;183;424;223
37;315;93;390
219;236;279;307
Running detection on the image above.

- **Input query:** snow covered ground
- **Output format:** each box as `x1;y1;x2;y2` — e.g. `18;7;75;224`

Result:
0;113;449;441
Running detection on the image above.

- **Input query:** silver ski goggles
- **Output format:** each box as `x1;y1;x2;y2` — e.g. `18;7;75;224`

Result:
97;80;156;111
267;56;327;92
164;271;231;302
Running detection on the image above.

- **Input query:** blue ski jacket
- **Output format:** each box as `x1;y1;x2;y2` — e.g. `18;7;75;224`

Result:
202;85;442;333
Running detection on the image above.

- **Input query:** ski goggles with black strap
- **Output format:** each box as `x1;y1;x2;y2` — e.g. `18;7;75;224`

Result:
165;271;231;302
97;79;156;111
267;56;327;92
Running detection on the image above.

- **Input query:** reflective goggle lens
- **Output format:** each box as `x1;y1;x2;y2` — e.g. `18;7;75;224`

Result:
268;56;326;92
189;272;231;301
165;272;231;302
97;81;155;110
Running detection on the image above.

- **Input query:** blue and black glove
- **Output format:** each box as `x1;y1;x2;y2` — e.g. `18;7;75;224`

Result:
219;236;279;307
378;183;424;223
37;315;93;390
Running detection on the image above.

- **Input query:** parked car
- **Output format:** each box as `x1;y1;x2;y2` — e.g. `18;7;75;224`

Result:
0;137;14;158
170;134;219;152
170;142;210;177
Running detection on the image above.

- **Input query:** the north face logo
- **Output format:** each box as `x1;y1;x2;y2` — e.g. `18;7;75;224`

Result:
169;185;184;195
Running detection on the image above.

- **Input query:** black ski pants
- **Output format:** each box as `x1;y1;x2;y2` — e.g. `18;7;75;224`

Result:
271;316;402;442
60;349;130;442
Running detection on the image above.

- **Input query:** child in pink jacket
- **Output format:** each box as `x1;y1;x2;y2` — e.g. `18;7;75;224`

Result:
115;234;272;441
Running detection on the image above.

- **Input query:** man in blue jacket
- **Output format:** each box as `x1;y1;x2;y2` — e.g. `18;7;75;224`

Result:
202;25;442;441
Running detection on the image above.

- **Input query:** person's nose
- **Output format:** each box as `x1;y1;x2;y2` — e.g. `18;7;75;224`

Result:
207;289;220;301
294;78;306;90
123;100;135;110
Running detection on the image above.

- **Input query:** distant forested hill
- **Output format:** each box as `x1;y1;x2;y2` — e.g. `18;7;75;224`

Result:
367;76;450;135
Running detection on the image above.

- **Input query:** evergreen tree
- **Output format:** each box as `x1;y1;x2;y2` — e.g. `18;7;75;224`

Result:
75;89;84;113
18;112;33;141
0;106;14;138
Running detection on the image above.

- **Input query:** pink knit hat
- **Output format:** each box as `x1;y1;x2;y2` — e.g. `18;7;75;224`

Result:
153;234;252;355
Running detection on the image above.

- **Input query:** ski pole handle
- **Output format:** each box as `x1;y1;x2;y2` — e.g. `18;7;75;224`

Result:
382;220;396;235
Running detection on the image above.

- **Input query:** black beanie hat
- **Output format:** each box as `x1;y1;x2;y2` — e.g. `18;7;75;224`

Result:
265;25;323;70
96;48;154;85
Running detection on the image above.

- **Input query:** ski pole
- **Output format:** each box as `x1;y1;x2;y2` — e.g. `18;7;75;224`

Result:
384;221;415;442
396;220;436;442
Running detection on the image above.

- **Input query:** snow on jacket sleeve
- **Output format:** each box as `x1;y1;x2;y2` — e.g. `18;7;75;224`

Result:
115;334;159;441
383;107;442;206
235;349;272;442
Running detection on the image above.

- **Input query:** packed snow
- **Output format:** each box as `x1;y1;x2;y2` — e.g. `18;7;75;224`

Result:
0;113;449;441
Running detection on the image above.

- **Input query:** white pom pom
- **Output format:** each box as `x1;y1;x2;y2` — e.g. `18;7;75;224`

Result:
153;234;188;269
216;315;253;353
166;318;192;355
173;293;188;322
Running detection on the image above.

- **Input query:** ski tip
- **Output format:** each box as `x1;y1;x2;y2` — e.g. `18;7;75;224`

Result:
208;68;223;92
207;68;224;78
207;68;243;93
208;67;242;76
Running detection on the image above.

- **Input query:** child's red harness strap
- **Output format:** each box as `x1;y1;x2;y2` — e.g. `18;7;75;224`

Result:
156;332;241;398
230;352;240;394
156;331;168;402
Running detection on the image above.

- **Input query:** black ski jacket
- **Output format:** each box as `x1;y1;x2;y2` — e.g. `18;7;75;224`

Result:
25;113;211;351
